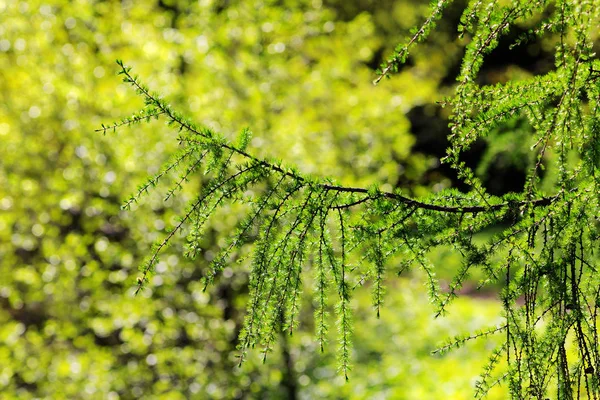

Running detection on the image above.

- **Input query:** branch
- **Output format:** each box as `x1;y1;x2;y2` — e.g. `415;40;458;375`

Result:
116;61;560;215
95;110;165;133
135;164;260;294
373;0;451;85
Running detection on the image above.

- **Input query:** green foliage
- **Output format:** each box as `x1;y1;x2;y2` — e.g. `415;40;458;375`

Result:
110;0;600;397
2;0;598;397
2;0;506;398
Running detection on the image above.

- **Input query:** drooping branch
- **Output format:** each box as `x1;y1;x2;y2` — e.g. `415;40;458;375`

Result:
103;0;600;394
374;0;453;85
134;163;261;294
112;61;559;215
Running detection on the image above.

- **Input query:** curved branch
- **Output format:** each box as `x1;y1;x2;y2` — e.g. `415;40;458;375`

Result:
116;62;560;215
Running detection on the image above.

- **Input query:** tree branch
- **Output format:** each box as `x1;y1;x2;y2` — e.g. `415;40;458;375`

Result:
116;62;560;215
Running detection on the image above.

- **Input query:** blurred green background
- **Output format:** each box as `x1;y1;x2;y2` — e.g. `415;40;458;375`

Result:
0;0;551;398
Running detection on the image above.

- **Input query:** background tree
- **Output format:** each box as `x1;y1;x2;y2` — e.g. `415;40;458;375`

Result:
1;1;504;398
3;0;597;399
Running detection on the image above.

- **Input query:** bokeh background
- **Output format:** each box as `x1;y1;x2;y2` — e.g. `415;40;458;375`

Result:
0;0;553;398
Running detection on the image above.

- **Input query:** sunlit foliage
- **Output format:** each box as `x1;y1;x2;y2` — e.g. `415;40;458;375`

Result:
112;0;600;397
0;0;512;398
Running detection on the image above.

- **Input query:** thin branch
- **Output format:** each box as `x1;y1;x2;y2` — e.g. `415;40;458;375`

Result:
118;64;561;215
135;164;259;294
330;196;373;210
373;0;450;85
95;110;165;133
